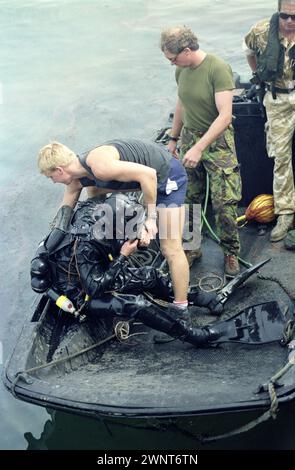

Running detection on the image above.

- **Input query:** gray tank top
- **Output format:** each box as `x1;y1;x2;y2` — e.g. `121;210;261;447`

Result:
77;139;171;190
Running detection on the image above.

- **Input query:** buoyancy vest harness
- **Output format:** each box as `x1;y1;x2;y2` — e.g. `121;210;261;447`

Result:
256;13;285;98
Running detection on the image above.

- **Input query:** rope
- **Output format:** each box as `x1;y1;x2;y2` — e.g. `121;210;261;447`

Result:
270;360;294;384
258;274;295;301
268;382;279;419
281;320;295;346
114;321;130;341
192;274;224;293
257;274;295;345
201;409;273;443
11;319;136;395
201;382;279;443
202;343;295;443
11;333;116;392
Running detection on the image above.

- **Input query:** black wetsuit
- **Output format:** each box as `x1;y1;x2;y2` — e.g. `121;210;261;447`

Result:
30;198;223;348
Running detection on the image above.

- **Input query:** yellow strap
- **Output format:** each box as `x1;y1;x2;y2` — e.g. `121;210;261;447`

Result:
56;295;68;308
236;215;246;223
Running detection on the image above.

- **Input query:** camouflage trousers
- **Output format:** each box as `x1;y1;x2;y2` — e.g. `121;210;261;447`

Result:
264;91;295;215
179;126;241;255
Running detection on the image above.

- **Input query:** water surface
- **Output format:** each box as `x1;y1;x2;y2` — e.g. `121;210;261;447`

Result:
1;0;294;450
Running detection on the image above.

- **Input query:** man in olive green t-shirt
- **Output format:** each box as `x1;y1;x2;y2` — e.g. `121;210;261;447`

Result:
160;26;242;277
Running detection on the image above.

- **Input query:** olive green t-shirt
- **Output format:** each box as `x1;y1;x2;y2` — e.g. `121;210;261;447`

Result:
175;54;234;132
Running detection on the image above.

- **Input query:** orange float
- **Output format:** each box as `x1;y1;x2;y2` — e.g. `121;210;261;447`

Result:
237;194;275;225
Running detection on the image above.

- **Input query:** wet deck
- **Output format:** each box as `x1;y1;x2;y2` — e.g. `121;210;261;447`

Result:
4;220;295;417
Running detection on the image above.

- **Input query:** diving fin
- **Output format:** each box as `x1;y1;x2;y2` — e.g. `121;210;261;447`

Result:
206;301;292;345
207;258;271;314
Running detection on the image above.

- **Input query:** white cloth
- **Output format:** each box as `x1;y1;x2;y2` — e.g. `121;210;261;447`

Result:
165;178;178;195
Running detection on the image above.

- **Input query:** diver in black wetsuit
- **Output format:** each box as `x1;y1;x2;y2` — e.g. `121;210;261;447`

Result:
30;194;225;347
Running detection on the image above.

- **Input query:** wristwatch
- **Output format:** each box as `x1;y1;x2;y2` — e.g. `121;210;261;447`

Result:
167;135;179;142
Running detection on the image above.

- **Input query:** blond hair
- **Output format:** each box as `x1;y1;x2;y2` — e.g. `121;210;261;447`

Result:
38;142;76;173
160;26;199;54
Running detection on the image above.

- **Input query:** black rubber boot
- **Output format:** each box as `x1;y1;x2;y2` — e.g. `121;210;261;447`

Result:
89;294;214;347
188;287;224;316
135;302;222;347
184;325;219;347
89;293;148;317
135;303;213;346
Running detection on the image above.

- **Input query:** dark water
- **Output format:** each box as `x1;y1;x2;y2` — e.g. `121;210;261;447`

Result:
1;0;294;450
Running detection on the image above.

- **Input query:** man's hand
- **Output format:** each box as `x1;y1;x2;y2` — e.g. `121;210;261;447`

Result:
120;239;139;257
139;218;158;247
182;145;202;168
167;140;179;158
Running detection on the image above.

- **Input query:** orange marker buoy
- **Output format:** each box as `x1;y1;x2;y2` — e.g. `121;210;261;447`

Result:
237;194;275;225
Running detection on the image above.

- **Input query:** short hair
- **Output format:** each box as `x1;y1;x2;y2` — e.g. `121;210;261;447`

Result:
160;26;199;54
38;142;76;173
278;0;295;10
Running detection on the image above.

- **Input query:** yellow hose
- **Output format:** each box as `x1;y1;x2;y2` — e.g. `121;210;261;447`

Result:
236;215;246;223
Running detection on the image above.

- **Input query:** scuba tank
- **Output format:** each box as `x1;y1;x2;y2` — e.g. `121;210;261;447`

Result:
46;288;78;316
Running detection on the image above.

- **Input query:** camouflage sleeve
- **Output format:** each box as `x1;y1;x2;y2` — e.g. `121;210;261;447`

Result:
244;26;257;54
243;18;269;56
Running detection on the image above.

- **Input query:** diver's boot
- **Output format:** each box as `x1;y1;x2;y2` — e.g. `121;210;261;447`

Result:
270;214;294;242
183;325;218;347
89;294;217;347
152;304;192;343
172;305;192;328
188;287;224;316
135;303;215;346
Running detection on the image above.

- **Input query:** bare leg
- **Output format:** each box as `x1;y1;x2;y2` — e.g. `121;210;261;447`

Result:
158;206;189;302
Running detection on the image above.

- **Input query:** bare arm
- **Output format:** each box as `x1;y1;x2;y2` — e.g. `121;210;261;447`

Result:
87;153;157;210
183;90;233;167
61;178;112;208
171;99;184;137
61;180;83;208
167;99;184;155
243;36;257;72
87;152;158;245
246;54;257;72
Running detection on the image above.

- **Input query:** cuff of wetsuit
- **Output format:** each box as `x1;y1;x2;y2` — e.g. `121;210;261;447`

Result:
116;254;129;265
